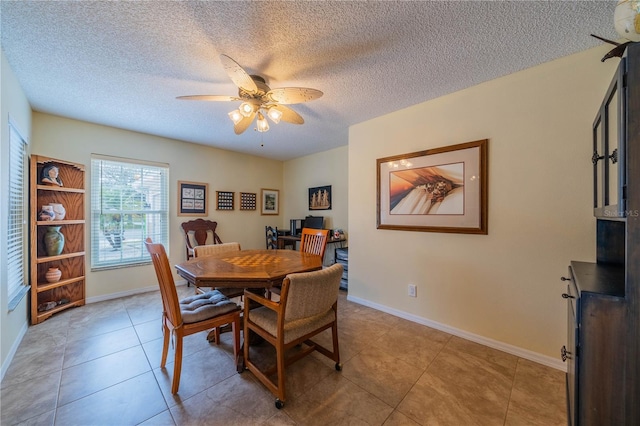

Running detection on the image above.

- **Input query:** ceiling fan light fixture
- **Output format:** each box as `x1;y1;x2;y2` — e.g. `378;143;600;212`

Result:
267;107;283;124
228;109;243;124
256;112;269;132
239;102;254;117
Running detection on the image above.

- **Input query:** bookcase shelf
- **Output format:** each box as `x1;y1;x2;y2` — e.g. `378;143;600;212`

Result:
30;155;86;325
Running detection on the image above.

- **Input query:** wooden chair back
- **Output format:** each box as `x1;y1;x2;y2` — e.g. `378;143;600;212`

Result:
194;242;241;257
144;238;182;327
265;226;278;249
181;218;223;259
299;228;329;259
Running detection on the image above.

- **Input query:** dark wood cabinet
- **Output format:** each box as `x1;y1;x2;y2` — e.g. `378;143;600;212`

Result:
565;43;640;425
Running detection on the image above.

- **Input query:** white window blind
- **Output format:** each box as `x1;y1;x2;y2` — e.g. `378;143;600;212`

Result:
8;122;27;304
91;156;169;270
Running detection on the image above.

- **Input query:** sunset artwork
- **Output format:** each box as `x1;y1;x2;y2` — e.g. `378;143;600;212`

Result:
389;162;464;215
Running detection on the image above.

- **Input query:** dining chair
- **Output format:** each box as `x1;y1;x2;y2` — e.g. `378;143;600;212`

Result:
181;218;223;260
243;263;343;409
300;227;330;260
265;226;278;249
193;242;244;299
144;238;241;394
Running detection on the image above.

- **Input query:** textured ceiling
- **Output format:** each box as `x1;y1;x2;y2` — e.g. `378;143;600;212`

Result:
0;1;619;161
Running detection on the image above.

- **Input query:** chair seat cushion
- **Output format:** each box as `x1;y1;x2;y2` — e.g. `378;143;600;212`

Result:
180;290;239;323
250;306;335;344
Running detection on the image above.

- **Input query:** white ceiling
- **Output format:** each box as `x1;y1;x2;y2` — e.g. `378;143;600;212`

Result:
0;1;619;161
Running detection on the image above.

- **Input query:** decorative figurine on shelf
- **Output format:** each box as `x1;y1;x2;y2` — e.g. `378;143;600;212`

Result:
41;164;63;186
45;267;62;283
39;205;55;221
50;203;66;220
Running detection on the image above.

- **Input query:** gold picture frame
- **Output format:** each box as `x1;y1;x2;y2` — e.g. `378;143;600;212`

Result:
376;139;488;234
261;188;279;215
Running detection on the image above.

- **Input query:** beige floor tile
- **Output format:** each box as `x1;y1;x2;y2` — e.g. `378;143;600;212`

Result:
283;373;394;425
154;341;239;407
62;326;140;368
54;371;167;425
58;345;151;406
0;370;61;425
383;410;421;425
138;410;176;426
170;373;276;425
341;345;424;407
0;344;65;389
504;359;566;426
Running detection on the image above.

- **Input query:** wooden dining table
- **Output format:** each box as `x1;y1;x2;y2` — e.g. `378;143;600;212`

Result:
175;249;323;372
174;249;323;290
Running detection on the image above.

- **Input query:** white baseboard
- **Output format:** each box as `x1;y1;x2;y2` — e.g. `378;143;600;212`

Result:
346;294;567;372
86;279;188;304
1;321;29;382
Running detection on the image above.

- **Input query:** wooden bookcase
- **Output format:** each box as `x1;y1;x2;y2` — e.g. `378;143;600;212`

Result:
30;155;86;324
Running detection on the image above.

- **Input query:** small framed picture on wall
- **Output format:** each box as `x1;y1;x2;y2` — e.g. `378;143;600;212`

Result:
261;188;279;215
178;181;208;216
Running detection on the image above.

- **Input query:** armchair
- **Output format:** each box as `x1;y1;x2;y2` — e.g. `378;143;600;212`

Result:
243;263;343;408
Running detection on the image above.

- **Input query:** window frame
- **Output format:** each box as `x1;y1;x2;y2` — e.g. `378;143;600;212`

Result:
90;155;169;271
7;118;29;310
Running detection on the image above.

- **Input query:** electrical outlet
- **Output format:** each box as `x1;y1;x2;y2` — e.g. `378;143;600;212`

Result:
408;284;417;297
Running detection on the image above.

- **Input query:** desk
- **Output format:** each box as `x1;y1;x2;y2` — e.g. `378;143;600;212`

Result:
175;249;323;289
277;235;346;250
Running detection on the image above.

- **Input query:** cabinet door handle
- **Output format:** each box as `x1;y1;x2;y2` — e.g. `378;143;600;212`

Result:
562;293;575;299
561;345;572;362
560;276;571;281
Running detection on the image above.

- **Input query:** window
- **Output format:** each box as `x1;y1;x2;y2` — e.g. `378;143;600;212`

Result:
7;120;28;308
91;155;169;270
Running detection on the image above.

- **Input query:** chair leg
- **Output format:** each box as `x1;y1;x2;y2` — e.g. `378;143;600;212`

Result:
275;341;286;403
172;333;184;394
232;314;240;368
160;324;170;368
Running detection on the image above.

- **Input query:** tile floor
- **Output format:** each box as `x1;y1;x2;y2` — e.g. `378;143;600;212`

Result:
1;287;567;425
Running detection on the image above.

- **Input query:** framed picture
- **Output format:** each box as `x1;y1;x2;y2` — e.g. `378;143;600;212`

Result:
261;188;279;215
377;139;488;234
239;192;257;210
178;181;208;216
309;185;332;210
216;191;234;210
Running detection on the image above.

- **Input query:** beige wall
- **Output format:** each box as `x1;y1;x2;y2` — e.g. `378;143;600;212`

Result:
348;45;618;368
1;51;33;376
31;113;284;299
283;146;348;262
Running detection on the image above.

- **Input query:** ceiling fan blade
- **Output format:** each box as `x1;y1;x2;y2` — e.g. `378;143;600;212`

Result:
266;87;323;104
271;105;304;124
220;54;258;94
234;111;256;135
176;95;240;101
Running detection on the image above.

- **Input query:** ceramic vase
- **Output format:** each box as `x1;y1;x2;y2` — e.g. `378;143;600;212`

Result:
50;203;66;220
44;226;65;256
45;267;62;283
39;205;55;221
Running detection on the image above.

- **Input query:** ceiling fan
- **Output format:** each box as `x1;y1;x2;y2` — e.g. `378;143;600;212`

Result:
177;55;323;134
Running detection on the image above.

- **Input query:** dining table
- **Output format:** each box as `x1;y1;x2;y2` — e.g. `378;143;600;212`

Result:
174;248;323;289
175;249;324;372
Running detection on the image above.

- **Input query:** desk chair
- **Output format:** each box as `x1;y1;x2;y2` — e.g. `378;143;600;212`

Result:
144;238;241;394
181;218;223;260
243;263;343;408
265;226;278;249
300;227;329;259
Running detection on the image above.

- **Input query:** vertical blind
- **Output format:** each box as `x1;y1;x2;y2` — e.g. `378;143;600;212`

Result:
90;156;169;270
7;122;27;303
